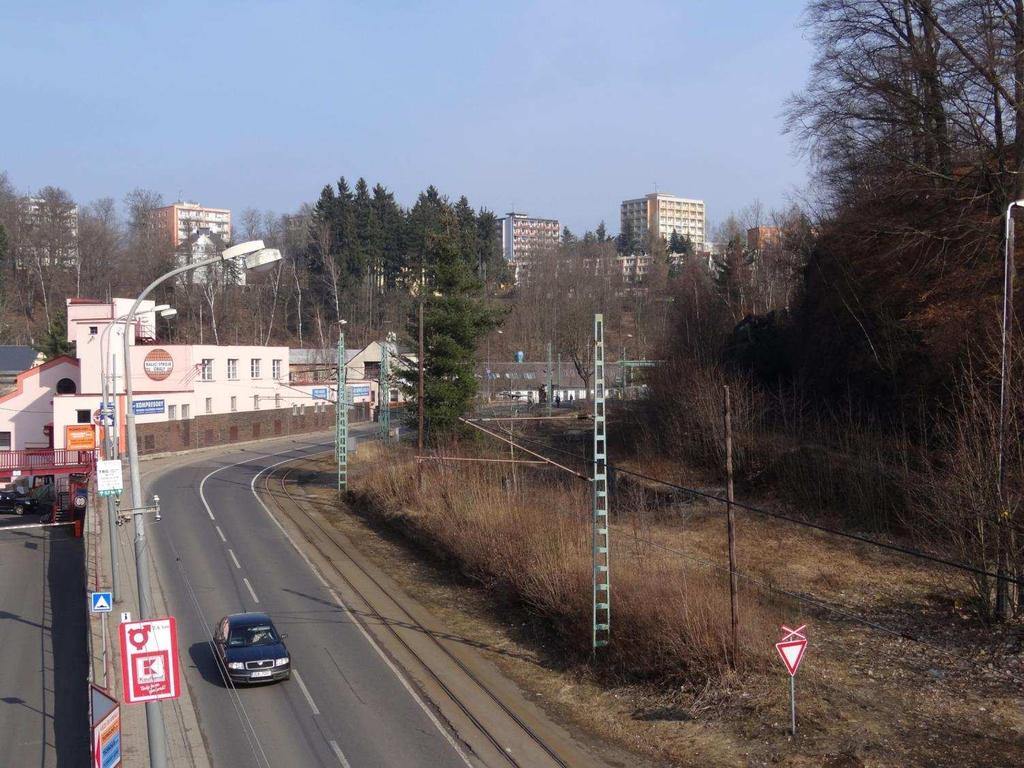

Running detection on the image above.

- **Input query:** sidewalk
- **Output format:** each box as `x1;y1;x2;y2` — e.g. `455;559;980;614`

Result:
86;466;210;768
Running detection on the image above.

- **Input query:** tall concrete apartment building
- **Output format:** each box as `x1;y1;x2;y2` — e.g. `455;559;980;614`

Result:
152;200;237;282
20;196;79;267
620;192;705;250
153;201;232;247
497;212;560;283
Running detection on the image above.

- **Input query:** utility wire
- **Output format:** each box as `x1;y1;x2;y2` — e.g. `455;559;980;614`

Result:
465;417;1024;588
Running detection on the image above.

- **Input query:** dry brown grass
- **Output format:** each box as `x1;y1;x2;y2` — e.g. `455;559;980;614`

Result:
356;444;776;683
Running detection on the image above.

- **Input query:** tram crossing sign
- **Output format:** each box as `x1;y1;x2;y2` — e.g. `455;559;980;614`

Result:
775;624;808;676
775;624;808;736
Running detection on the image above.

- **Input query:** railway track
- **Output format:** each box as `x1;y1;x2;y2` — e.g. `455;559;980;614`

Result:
260;455;572;768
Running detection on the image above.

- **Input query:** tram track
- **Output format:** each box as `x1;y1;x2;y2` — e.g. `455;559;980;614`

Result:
259;453;573;768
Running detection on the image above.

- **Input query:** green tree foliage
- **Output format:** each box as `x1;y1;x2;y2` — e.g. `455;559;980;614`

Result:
617;218;636;254
405;202;502;439
34;309;72;360
595;221;607;243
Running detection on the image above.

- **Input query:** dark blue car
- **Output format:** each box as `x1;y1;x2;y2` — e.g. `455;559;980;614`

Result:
213;612;291;685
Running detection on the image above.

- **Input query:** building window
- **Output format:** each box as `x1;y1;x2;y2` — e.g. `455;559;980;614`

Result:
300;403;305;416
230;396;237;412
182;404;190;420
76;409;91;424
227;359;238;380
168;405;177;420
272;359;282;380
275;393;281;409
251;359;261;379
254;395;260;410
89;326;98;335
0;432;10;450
292;403;298;416
205;397;213;414
201;359;213;381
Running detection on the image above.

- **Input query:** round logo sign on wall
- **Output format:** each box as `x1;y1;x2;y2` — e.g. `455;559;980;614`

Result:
143;349;174;381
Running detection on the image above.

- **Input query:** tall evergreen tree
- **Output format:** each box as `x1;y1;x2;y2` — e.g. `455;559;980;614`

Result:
617;219;636;254
406;207;502;439
595;220;607;243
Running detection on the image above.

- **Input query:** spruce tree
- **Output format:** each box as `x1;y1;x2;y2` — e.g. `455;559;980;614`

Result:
406;206;502;439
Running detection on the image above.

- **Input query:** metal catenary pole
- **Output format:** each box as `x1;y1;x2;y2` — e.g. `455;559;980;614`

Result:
724;386;740;660
556;352;561;404
592;313;610;650
546;341;553;416
418;283;425;490
379;333;392;440
337;332;348;492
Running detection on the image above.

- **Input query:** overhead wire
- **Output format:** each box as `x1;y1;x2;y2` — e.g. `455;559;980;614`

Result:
464;416;1024;588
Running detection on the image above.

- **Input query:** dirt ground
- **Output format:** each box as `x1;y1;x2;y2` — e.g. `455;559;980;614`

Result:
297;446;1024;768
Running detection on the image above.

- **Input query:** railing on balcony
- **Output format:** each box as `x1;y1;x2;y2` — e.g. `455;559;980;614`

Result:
0;449;96;474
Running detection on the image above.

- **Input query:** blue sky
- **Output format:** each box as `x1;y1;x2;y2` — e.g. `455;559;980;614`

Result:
0;1;812;233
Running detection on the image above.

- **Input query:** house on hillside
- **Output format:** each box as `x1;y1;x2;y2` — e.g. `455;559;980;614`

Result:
0;346;44;394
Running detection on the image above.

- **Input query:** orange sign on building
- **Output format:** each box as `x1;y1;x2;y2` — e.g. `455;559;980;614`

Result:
66;424;96;451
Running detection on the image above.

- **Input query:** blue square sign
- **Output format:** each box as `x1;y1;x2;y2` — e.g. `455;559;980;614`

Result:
90;592;113;613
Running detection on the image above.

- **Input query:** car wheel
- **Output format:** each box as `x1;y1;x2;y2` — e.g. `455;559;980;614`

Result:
14;504;24;516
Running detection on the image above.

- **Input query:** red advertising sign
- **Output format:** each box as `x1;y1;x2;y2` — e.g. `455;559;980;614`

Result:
775;624;808;676
119;617;180;703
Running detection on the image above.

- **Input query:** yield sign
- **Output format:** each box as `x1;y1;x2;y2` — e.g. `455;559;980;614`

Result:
775;624;808;676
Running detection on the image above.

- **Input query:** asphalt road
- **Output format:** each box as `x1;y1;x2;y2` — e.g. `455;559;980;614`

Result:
148;431;473;768
0;515;89;767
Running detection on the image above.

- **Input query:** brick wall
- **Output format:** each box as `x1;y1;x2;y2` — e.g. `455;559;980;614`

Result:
135;403;370;455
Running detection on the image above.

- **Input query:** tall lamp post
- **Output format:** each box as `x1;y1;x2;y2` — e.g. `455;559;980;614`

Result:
997;200;1024;619
122;241;280;768
100;305;174;604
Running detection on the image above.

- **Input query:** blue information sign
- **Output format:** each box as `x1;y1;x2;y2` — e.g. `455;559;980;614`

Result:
349;384;370;399
312;387;329;400
131;399;165;415
90;592;113;613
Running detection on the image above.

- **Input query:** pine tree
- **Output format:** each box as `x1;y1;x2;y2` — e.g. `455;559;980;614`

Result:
35;310;72;360
562;226;576;245
595;221;607;243
406;207;502;439
617;219;636;254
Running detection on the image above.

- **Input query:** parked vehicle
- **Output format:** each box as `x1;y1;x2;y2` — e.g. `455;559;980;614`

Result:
0;490;38;516
213;612;290;684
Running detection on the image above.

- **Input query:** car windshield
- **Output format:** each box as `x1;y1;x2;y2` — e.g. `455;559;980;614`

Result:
227;624;280;647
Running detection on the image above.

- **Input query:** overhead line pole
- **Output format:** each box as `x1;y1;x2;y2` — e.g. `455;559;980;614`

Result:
337;331;348;492
592;313;610;650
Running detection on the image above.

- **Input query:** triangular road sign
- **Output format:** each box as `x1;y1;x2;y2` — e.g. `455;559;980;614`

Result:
776;638;807;676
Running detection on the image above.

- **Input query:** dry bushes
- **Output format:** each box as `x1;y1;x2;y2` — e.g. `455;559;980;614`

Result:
356;447;774;682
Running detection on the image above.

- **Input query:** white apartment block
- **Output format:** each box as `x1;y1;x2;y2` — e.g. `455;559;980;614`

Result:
621;192;705;250
20;196;79;267
497;212;560;283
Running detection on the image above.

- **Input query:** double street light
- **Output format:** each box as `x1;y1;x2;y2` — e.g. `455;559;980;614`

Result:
100;305;176;604
121;241;280;768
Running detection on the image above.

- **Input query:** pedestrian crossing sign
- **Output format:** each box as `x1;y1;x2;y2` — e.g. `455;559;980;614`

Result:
91;592;113;613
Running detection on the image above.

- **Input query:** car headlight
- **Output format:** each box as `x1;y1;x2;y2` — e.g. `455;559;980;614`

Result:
227;662;244;670
274;657;289;667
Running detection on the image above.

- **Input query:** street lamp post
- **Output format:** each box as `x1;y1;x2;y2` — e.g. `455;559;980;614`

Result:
997;201;1024;619
99;306;173;604
122;242;279;768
